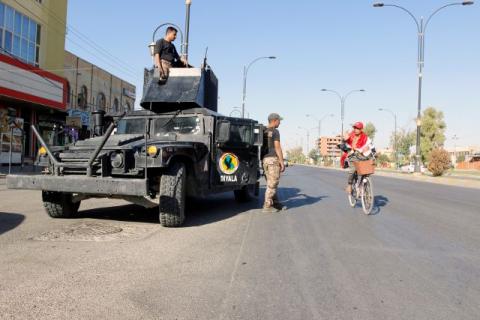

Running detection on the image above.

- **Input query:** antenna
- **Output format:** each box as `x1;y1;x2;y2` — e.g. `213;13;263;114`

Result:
203;47;209;69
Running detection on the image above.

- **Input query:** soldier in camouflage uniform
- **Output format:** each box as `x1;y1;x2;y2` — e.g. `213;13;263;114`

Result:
262;113;286;213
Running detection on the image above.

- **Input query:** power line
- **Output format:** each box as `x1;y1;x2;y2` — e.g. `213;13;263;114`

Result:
0;48;131;112
11;0;141;82
30;0;139;76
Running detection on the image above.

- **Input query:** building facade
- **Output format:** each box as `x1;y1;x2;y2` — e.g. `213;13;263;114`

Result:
0;0;136;164
0;0;68;163
446;146;480;165
318;135;342;158
63;50;135;135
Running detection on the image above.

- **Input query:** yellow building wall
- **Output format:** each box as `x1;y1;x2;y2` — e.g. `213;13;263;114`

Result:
2;0;67;76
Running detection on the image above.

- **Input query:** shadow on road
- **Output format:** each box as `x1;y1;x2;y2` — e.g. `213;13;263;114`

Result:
77;204;159;224
184;194;260;227
278;187;327;210
369;195;389;215
76;192;261;227
0;212;25;235
74;187;326;226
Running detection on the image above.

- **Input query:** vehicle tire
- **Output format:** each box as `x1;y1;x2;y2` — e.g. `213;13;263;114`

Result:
361;177;374;215
42;191;80;218
234;185;254;203
159;162;186;227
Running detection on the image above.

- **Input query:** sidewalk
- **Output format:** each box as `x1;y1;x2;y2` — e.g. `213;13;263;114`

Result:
298;164;480;190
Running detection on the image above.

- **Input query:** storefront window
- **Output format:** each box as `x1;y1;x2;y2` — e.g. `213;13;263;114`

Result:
0;3;39;65
0;3;4;27
12;34;20;56
21;15;28;39
5;6;13;32
14;11;21;34
4;31;12;52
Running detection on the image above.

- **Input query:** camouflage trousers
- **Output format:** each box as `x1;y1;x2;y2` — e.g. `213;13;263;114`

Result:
263;157;281;207
160;59;172;79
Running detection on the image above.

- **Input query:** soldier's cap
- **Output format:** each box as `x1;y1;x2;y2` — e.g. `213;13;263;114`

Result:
268;113;283;121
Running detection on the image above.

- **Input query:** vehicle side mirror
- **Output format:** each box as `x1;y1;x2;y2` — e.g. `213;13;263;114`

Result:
253;124;263;146
216;120;231;143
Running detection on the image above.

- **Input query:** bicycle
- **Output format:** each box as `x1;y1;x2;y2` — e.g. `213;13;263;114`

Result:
348;169;374;215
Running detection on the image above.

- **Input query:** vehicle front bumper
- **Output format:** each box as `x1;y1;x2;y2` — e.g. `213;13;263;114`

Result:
6;174;148;196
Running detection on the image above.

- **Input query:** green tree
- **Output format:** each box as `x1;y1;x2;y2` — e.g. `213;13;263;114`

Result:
390;129;416;162
363;122;376;141
286;147;306;164
308;149;320;164
457;154;466;163
420;107;446;162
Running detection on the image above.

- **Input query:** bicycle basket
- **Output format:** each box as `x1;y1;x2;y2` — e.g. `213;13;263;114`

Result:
354;159;375;175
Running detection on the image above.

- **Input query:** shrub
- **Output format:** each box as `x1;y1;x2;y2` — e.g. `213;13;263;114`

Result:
427;148;451;177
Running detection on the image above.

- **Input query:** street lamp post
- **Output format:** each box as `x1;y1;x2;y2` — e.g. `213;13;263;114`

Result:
306;113;334;141
298;126;310;154
242;56;276;118
320;89;365;135
373;1;474;173
452;134;460;165
306;113;334;155
379;108;398;169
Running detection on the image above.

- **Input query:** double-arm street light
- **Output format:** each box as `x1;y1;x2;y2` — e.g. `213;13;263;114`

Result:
298;126;312;154
378;108;398;169
320;89;365;135
373;1;474;173
306;113;334;143
242;56;277;118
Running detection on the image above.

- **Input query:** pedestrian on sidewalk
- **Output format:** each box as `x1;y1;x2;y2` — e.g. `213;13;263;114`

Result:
154;26;187;80
261;113;286;213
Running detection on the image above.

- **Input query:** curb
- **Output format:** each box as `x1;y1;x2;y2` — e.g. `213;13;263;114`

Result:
296;164;480;190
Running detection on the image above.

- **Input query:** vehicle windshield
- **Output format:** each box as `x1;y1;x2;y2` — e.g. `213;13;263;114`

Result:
154;116;201;136
116;118;146;135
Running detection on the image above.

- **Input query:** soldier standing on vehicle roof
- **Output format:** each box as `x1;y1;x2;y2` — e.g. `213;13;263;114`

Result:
262;113;286;213
154;26;187;80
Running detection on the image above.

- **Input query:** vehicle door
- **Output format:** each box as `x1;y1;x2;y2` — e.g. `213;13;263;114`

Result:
212;118;260;188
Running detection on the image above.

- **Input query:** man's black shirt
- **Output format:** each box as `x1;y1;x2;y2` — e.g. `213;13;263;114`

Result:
154;39;180;63
264;127;280;158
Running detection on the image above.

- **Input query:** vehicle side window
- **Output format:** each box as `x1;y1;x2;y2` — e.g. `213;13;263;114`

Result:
154;117;200;136
229;124;252;145
116;119;146;134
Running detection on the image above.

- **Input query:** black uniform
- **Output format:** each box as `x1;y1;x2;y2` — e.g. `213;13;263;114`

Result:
154;39;181;64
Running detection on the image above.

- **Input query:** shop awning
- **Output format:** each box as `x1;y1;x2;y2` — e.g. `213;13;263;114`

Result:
0;53;67;111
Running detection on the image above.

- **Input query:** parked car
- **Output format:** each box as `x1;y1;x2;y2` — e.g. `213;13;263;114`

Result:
400;163;426;173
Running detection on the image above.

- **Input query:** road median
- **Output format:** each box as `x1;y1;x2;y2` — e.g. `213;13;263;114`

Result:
294;164;480;189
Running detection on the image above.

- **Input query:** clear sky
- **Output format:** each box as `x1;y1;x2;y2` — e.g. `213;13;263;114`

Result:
66;0;479;151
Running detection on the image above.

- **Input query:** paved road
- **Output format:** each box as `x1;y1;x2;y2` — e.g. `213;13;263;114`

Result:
1;166;479;319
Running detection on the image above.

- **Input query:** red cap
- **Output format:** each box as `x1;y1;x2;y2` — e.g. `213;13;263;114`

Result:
353;122;364;130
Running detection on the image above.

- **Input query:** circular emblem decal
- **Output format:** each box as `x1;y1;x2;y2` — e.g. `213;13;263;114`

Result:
219;153;240;175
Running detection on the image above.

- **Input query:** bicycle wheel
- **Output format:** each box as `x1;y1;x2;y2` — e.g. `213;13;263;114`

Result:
348;181;357;208
361;177;374;215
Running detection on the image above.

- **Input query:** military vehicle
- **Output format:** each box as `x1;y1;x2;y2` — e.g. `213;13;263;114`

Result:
6;1;263;227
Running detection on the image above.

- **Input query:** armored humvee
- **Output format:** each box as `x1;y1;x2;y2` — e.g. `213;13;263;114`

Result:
6;66;263;227
6;4;264;227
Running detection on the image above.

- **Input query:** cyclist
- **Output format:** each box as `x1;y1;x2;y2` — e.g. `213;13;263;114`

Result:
340;122;375;194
